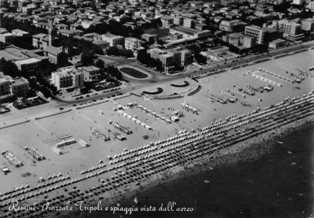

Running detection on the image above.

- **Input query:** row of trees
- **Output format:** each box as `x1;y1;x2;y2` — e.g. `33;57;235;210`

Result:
94;59;123;81
0;58;21;78
136;50;163;72
8;35;34;50
1;17;47;36
106;46;134;58
26;75;58;98
187;44;207;65
54;35;105;67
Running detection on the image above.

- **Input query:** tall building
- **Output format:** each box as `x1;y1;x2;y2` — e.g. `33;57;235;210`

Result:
159;53;174;68
278;20;301;35
244;25;266;44
51;66;84;90
278;20;304;41
180;49;192;66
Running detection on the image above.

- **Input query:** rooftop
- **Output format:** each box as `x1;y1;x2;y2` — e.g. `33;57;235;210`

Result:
78;66;100;72
12;77;29;86
14;58;41;65
103;33;124;38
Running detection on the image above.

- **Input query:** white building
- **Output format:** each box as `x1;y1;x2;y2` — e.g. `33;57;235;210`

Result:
51;66;84;90
219;20;244;32
77;66;101;82
244;25;266;44
301;18;314;31
102;33;124;47
278;20;301;35
124;37;142;51
278;20;304;41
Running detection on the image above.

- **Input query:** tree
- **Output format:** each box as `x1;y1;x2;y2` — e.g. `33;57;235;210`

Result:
57;52;69;68
10;35;33;50
94;23;109;34
81;49;94;66
194;53;207;65
136;49;163;71
137;49;150;65
106;46;134;58
106;66;123;81
95;59;105;70
0;59;21;78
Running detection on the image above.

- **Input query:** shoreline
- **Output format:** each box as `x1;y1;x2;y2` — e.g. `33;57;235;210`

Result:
61;112;314;218
119;114;314;200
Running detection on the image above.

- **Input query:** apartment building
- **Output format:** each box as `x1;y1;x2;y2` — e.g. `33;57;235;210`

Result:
301;18;314;32
77;66;101;82
0;74;29;98
102;33;125;47
124;37;142;51
244;25;266;44
51;66;84;90
11;77;29;97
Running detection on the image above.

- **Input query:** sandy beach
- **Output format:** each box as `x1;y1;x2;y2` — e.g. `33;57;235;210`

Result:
0;49;314;218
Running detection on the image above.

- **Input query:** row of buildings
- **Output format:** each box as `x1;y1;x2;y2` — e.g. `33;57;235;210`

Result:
147;48;193;68
51;65;101;90
222;18;314;50
0;26;66;67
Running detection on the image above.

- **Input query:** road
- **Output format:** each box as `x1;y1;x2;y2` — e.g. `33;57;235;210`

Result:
47;41;314;105
2;41;314;124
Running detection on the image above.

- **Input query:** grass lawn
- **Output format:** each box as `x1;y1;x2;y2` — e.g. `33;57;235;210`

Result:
120;67;148;79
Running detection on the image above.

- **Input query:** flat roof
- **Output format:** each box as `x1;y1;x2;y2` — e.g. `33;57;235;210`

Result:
0;76;11;83
14;58;40;65
0;47;30;61
103;33;123;38
12;77;29;86
78;66;100;71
